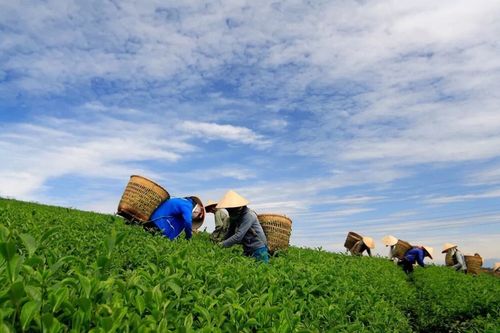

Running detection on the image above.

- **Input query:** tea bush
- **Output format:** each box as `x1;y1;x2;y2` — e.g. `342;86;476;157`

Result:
0;198;498;332
411;266;499;332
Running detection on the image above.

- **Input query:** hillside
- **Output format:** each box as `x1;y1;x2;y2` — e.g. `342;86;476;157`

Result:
0;198;498;332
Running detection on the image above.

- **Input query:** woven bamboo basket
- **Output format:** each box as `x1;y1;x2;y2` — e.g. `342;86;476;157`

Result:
445;251;455;266
257;214;292;254
464;255;483;275
393;240;412;260
344;231;362;250
478;268;500;277
117;175;170;223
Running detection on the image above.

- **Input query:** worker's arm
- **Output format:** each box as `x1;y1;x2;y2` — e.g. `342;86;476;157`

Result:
181;206;193;240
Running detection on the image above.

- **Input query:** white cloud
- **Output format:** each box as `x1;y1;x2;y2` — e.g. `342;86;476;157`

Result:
178;121;271;148
0;172;45;199
424;188;500;204
0;107;197;198
321;195;384;205
468;164;500;185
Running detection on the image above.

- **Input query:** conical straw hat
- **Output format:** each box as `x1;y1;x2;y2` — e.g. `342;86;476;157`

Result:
441;243;457;253
423;246;434;259
216;190;249;209
205;200;217;209
362;236;375;249
494;262;500;272
189;196;205;230
382;235;398;246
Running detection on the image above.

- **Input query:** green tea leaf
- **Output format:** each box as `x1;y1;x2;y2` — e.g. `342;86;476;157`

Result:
9;281;26;303
0;242;17;277
0;225;10;241
0;323;12;333
167;281;181;298
96;255;110;270
20;300;40;331
135;295;145;315
51;287;69;313
78;274;91;298
183;313;193;329
41;313;62;333
40;227;60;246
19;233;38;257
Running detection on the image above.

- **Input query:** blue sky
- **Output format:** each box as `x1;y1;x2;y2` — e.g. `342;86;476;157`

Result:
1;0;499;266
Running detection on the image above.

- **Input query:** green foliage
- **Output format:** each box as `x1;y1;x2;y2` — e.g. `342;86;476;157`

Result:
0;198;498;332
411;266;500;332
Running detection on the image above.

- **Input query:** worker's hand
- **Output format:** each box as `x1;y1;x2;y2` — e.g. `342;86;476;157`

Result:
217;242;224;247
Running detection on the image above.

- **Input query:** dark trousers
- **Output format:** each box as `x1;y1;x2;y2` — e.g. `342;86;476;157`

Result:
398;259;414;274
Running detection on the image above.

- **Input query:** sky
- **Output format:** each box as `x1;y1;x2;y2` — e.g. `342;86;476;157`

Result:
1;0;499;267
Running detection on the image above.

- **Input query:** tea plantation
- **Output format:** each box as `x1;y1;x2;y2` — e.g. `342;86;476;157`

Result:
0;198;498;332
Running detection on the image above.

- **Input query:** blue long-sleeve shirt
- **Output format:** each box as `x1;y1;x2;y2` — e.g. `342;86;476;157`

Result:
149;198;194;240
404;247;426;267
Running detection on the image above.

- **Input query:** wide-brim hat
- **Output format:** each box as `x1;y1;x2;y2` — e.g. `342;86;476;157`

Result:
423;246;434;259
189;196;205;230
216;190;249;209
494;262;500;272
382;235;398;246
205;200;217;209
362;236;375;249
441;242;457;253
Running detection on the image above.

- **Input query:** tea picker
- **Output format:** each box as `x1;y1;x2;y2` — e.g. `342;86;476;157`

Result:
205;200;229;243
116;175;206;240
149;196;205;240
216;190;270;263
398;245;434;274
345;232;375;257
442;243;467;273
382;235;399;262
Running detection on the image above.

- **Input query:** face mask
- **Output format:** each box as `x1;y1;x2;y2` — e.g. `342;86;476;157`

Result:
226;207;242;216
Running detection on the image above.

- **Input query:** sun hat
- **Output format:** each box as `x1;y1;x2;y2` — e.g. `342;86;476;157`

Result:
205;200;217;209
188;196;205;230
493;262;500;272
441;243;457;253
216;190;249;209
422;246;434;259
362;236;375;249
382;235;398;246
